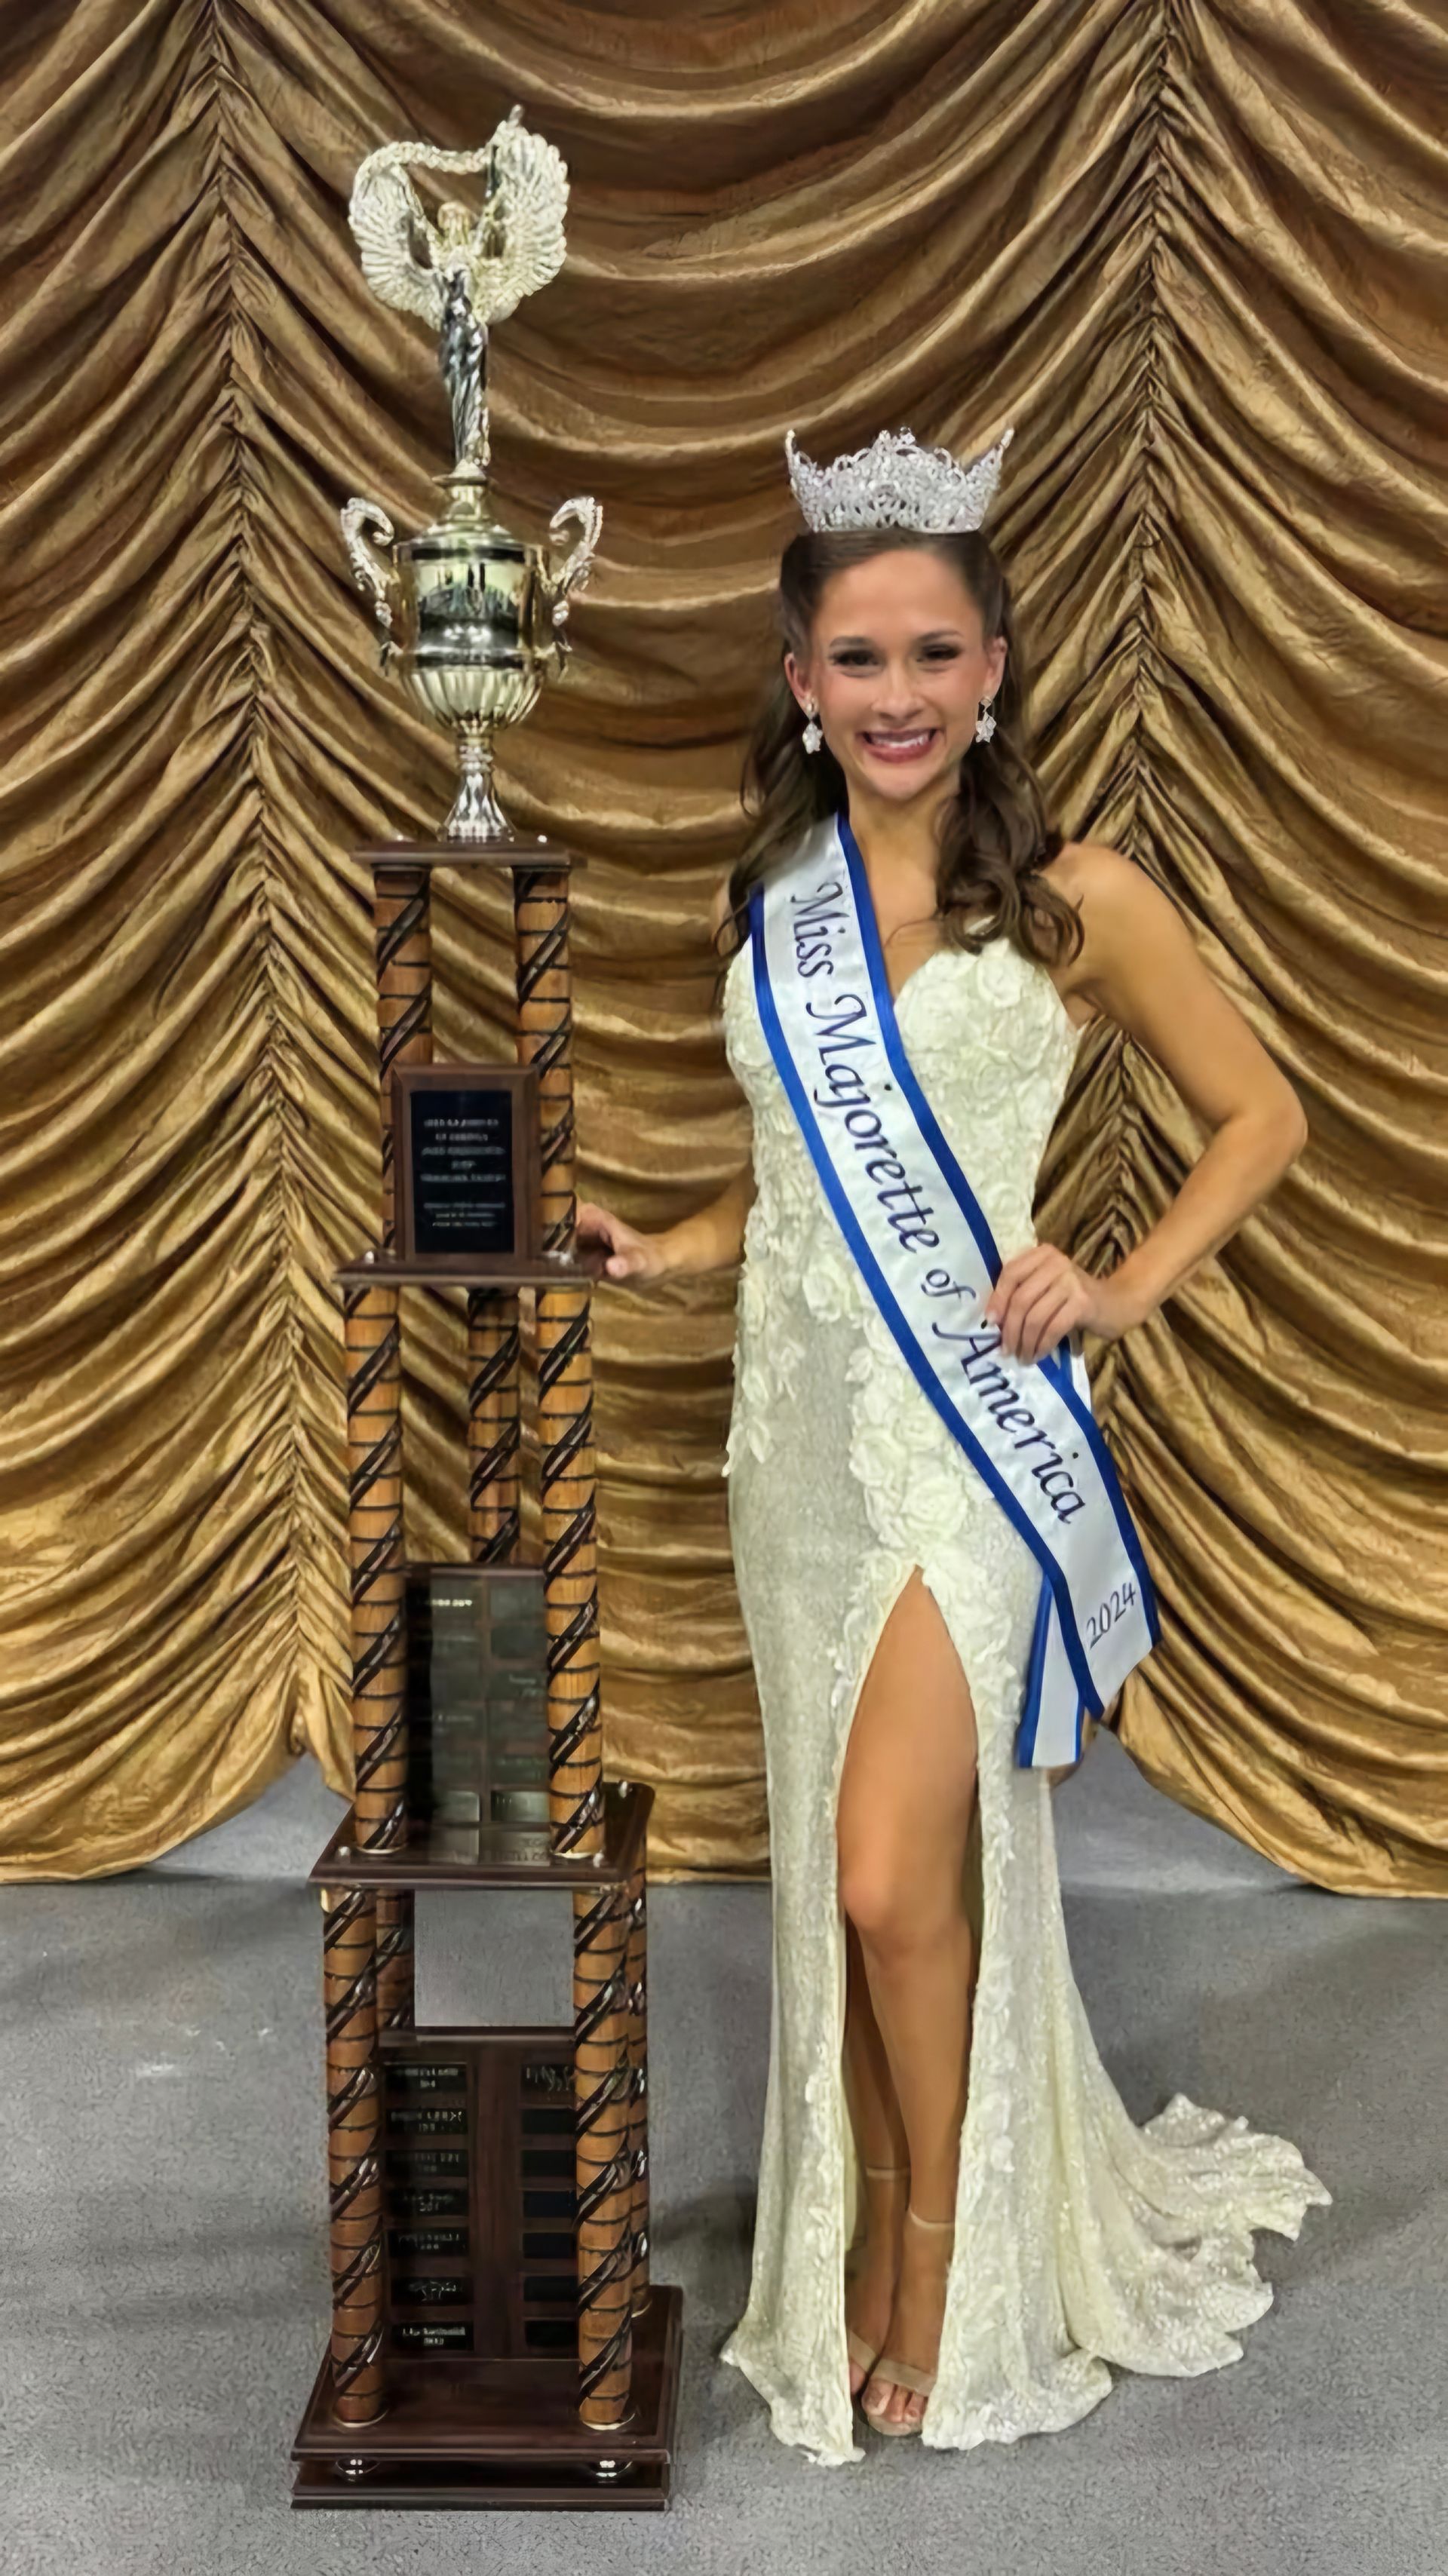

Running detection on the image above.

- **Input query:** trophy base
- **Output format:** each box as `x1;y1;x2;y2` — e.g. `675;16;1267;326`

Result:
290;2286;683;2513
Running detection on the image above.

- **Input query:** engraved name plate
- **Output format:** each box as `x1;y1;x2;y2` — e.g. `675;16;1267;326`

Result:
393;1064;539;1262
388;2104;468;2136
521;2060;572;2096
386;2147;467;2182
388;2226;470;2260
386;2062;466;2095
391;2274;468;2305
388;2184;469;2222
391;2320;475;2354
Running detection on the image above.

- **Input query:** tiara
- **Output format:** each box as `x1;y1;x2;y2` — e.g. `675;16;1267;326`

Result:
784;423;1013;535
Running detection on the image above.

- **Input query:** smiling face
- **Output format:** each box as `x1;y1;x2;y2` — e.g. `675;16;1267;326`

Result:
784;545;1008;813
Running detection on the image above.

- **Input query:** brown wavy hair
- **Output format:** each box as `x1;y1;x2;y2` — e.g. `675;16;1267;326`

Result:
722;526;1081;971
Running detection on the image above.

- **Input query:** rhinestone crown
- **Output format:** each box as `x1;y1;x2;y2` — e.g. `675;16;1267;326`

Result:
784;423;1013;535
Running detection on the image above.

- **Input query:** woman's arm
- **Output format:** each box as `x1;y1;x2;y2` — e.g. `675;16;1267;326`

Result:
577;1164;756;1284
988;844;1308;1363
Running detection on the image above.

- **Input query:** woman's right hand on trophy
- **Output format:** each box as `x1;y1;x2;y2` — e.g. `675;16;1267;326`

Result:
575;1201;674;1283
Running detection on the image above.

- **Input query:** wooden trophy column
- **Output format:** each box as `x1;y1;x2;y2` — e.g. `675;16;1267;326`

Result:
290;839;681;2510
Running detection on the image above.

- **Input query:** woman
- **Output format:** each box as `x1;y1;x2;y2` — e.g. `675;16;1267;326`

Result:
578;424;1330;2464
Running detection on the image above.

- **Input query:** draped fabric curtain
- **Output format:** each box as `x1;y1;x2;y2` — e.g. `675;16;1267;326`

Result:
0;1;1443;1889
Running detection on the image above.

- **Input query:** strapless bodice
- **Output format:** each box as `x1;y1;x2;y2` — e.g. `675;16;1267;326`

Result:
723;928;1081;1283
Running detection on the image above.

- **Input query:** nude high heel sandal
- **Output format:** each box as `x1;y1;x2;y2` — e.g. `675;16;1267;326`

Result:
846;2164;909;2385
861;2205;955;2436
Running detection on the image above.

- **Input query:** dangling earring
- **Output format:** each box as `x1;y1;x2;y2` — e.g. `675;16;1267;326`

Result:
802;699;823;756
974;699;997;744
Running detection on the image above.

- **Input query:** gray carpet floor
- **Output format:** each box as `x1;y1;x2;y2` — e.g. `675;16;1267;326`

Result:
2;1734;1443;2576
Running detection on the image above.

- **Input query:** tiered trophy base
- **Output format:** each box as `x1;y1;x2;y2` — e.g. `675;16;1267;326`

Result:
290;2287;683;2510
296;1783;677;2512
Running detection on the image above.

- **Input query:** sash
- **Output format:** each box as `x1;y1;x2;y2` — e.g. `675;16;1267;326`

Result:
749;814;1159;1768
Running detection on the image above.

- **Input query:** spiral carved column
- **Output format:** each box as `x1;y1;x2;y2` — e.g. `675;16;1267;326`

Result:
371;863;431;2028
625;1863;651;2313
573;1880;635;2429
321;1882;385;2423
345;1274;408;2035
538;1294;601;1854
513;867;601;1857
512;866;575;1259
511;859;630;2434
374;863;432;1247
467;1287;520;1563
345;1284;407;1854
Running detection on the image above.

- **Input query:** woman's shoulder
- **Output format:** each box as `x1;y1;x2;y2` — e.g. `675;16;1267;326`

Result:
1036;839;1195;1028
1031;840;1148;1034
1038;838;1173;961
1038;837;1141;912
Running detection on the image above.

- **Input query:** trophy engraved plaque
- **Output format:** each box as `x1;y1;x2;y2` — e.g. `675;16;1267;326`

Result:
405;1562;551;1851
388;2182;468;2221
295;107;680;2515
388;2060;467;2094
393;2320;475;2355
389;2226;469;2258
392;1065;540;1265
388;2102;468;2135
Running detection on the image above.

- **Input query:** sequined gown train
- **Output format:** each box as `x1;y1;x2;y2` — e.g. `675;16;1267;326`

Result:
716;928;1330;2467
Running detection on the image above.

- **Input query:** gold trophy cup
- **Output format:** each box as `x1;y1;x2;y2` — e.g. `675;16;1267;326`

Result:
341;115;601;842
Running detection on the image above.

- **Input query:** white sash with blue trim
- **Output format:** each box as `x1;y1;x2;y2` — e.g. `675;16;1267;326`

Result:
750;814;1159;1769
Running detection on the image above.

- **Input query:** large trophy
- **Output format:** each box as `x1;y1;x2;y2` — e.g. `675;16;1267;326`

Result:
290;112;681;2513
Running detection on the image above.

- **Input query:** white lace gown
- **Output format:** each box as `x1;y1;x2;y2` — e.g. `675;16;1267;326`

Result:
716;927;1331;2467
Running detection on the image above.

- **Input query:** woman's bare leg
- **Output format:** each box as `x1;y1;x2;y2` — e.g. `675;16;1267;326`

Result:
842;1921;910;2391
836;1569;979;2430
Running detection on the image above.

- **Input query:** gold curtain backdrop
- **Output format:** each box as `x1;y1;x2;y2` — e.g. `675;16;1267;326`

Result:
0;1;1443;1889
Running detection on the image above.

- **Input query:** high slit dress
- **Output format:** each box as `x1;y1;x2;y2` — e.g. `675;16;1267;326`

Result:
716;921;1331;2467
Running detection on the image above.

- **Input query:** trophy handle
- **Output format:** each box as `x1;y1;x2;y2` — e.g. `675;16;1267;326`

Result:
538;495;603;670
341;497;400;667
